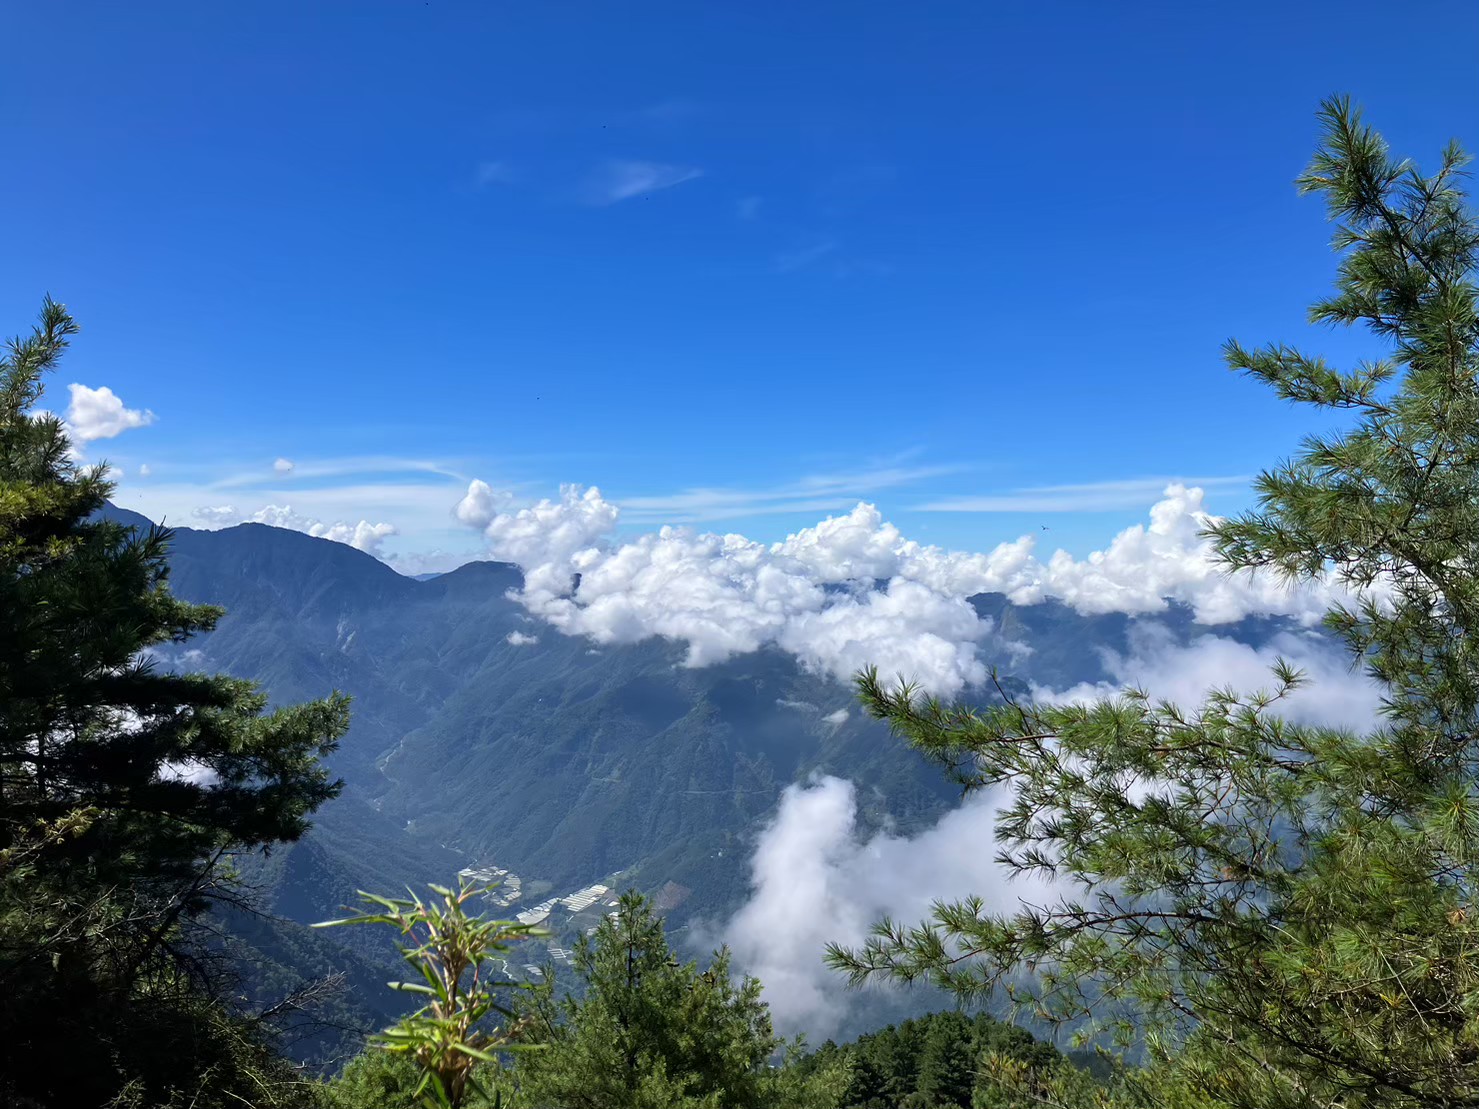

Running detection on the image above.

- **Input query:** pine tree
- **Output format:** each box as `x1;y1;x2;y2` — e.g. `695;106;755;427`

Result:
828;98;1479;1109
513;890;787;1109
0;298;350;1107
910;1011;973;1107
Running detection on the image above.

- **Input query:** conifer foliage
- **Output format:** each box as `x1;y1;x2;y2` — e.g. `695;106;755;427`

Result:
830;98;1479;1108
793;1009;1080;1109
513;891;802;1109
0;298;350;1107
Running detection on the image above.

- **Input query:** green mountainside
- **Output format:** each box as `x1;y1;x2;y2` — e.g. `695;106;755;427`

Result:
99;504;1314;1058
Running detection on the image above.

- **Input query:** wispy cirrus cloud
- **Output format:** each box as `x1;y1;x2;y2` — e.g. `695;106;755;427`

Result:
213;456;469;491
579;160;703;206
627;99;704;127
475;160;516;187
774;240;838;273
617;462;965;524
918;474;1252;513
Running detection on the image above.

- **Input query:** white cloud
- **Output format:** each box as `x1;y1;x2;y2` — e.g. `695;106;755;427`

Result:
581;160;703;205
476;160;515;186
618;462;960;524
920;475;1251;513
213;456;465;491
64;384;154;443
124;473;470;564
318;519;398;555
823;709;849;726
455;479;514;530
1033;623;1382;733
722;619;1383;1037
482;483;620;595
191;505;241;526
158;759;220;787
777;579;989;694
458;482;1369;697
506;630;539;646
273;457;295;474
722;776;1049;1037
190;503;398;556
138;463;152;478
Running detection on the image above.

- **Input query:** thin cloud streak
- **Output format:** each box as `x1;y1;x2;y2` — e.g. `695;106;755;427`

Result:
774;241;838;273
213;456;470;490
475;160;516;186
618;463;966;523
580;160;703;206
918;474;1252;513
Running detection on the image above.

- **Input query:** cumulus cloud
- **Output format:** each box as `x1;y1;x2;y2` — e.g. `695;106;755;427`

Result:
455;479;515;530
191;504;398;556
722;777;1050;1037
138;463;152;477
273;457;295;474
1033;623;1383;733
191;505;241;526
581;159;703;205
457;481;1368;696
506;630;539;646
64;384;154;443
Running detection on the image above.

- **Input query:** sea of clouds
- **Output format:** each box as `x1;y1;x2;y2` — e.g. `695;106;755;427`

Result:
454;479;1365;697
443;478;1387;1034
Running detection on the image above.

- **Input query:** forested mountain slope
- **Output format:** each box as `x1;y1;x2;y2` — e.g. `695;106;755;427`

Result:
101;505;1321;1056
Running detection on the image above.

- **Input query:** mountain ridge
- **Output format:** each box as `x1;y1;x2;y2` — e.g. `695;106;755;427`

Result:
97;503;1332;1056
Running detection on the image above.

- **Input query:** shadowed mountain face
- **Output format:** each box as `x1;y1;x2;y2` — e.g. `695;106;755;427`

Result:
98;505;1322;1055
108;505;961;921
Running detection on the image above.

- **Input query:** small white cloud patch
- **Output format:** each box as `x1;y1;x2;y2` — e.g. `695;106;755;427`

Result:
273;457;295;474
506;630;539;646
191;504;398;556
158;759;220;787
191;506;240;526
455;479;514;530
64;384;154;443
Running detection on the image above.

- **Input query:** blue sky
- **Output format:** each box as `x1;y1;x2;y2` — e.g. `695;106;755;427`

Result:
4;0;1477;570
